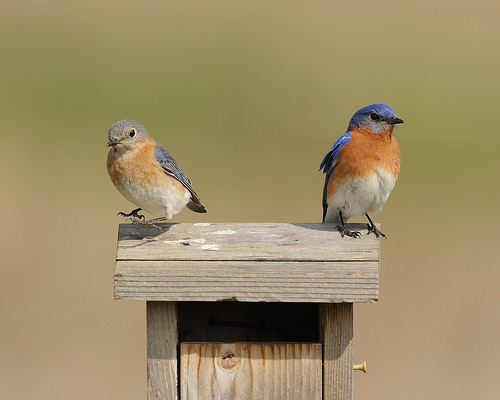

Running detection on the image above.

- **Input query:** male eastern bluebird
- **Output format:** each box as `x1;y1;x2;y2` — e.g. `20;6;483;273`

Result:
319;103;403;238
107;119;206;229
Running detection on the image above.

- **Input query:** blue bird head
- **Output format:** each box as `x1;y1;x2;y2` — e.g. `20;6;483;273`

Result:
348;103;404;133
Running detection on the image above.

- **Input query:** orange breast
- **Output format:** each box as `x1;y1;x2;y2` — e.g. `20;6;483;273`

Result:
107;141;185;193
326;128;400;199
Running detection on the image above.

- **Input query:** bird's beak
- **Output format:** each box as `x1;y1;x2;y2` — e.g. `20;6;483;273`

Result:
388;116;404;125
106;138;118;147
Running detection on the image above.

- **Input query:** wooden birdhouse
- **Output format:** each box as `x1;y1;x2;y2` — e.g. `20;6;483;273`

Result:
114;222;379;399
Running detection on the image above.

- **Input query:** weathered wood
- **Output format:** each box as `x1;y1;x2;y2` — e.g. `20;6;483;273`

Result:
114;223;380;303
113;223;380;399
116;222;380;261
147;302;178;400
320;303;353;400
180;343;322;400
116;260;377;302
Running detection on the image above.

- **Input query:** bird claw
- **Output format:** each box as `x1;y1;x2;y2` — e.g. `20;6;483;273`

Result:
117;208;145;220
126;217;164;231
366;224;386;239
336;225;361;239
117;208;164;231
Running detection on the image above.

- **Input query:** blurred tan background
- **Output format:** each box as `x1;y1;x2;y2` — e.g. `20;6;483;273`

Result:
1;0;499;398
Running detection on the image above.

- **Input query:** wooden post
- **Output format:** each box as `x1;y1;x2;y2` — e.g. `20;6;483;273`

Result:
113;222;381;399
321;303;353;400
147;302;178;400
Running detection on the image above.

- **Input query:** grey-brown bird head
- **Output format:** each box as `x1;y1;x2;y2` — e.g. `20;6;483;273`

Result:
106;119;150;151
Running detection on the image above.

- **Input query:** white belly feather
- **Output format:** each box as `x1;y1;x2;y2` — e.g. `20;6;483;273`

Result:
118;179;191;220
324;168;396;223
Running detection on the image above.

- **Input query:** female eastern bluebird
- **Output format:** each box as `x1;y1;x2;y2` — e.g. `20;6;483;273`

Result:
107;119;206;229
319;103;403;238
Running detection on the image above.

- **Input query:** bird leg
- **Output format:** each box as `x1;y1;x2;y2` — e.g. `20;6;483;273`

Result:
336;211;361;238
117;208;164;231
129;219;165;231
365;214;386;238
117;207;144;220
134;216;170;231
146;217;169;224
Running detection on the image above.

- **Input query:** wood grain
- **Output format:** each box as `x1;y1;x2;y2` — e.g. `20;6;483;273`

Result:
114;223;380;303
147;302;178;400
115;260;378;303
116;222;380;262
180;343;322;400
321;303;353;400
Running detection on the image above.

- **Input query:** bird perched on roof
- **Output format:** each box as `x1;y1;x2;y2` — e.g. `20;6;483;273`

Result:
319;103;403;238
106;119;206;229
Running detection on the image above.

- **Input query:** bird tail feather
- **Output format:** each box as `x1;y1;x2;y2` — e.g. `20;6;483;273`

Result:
187;199;207;213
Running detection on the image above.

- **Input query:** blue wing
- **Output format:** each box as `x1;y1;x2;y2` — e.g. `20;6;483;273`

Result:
319;132;351;222
154;142;206;212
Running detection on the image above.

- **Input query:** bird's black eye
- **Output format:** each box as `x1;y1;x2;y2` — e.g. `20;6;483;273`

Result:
369;113;380;121
129;129;136;138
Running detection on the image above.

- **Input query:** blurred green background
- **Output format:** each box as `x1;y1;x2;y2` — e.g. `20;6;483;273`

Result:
1;0;499;398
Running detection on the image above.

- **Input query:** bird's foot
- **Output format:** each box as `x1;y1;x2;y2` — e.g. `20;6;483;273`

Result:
117;208;164;231
117;208;145;220
126;217;164;231
336;225;361;238
366;223;386;239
